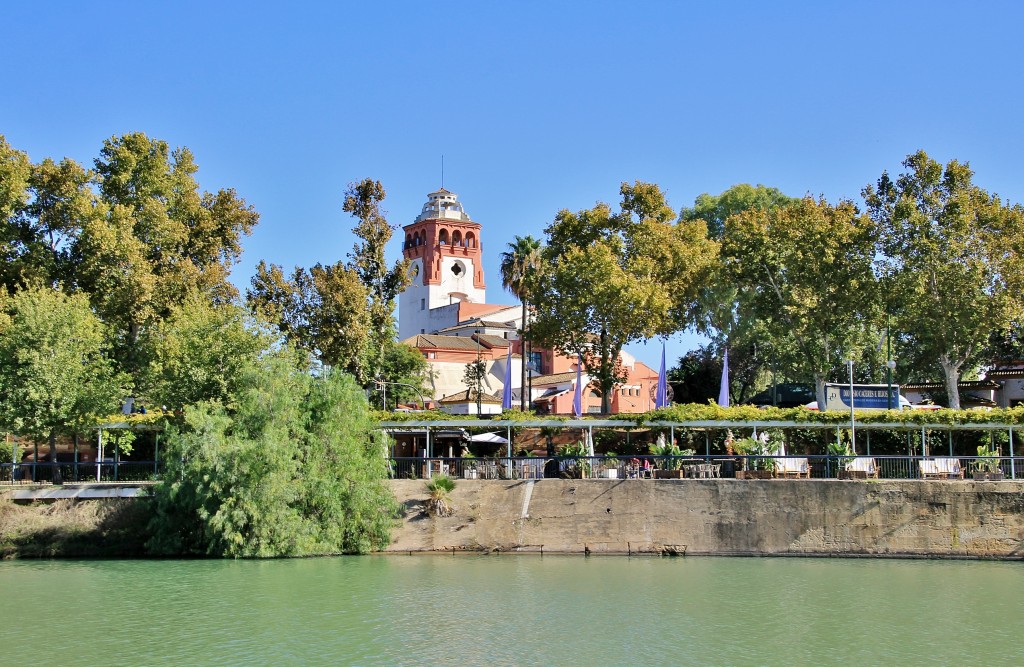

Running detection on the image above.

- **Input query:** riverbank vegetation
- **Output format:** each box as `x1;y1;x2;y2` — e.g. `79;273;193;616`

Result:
148;355;397;557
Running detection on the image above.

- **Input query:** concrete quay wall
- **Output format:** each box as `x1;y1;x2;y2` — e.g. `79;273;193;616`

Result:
386;479;1024;559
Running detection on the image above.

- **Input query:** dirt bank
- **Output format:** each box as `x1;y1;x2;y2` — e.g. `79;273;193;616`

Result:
0;498;151;558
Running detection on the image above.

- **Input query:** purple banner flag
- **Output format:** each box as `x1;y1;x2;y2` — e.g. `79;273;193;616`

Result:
655;342;668;409
717;348;730;408
501;346;513;410
573;354;583;418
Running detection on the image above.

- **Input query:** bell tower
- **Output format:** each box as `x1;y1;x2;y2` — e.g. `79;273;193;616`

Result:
398;189;486;340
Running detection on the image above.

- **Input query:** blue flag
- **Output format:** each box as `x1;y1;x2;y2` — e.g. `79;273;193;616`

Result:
655;342;668;409
717;348;730;408
501;346;513;410
573;353;583;417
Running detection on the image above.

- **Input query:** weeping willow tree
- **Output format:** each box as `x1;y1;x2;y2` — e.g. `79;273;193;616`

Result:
147;352;398;557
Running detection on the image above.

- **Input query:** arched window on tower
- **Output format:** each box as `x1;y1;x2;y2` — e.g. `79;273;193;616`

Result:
405;234;412;249
452;230;463;246
439;229;449;245
466;232;476;248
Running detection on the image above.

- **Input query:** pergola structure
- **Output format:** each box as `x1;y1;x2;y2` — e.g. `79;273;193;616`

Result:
380;418;1023;477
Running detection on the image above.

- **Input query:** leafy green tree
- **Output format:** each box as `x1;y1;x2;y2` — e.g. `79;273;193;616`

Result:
722;196;879;407
374;340;432;410
138;298;278;410
0;286;129;477
148;355;398;557
680;183;799;240
0;136;34;291
532;182;717;412
343;178;412;381
462;356;488;414
249;178;423;398
248;259;371;375
864;150;1024;408
1;138;97;292
78;132;259;374
500;234;543;410
669;342;767;406
681;184;799;376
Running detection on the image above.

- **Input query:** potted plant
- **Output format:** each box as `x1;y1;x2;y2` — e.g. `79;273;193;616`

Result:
558;441;591;478
829;441;856;479
732;437;761;478
650;440;694;478
972;445;1004;481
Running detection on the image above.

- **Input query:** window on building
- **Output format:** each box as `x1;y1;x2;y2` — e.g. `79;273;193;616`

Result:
421;298;425;310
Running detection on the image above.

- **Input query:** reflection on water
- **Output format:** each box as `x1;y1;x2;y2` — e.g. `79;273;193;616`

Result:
1;556;1020;666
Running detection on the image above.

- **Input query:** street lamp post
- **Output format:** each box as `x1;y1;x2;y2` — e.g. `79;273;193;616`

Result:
379;380;429;411
885;312;895;410
886;360;897;410
474;330;483;415
846;359;856;454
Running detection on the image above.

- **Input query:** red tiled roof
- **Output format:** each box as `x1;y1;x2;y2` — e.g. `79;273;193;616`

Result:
401;335;486;351
531;372;580;387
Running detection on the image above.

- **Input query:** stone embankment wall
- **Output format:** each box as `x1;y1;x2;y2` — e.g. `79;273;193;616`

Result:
387;479;1024;559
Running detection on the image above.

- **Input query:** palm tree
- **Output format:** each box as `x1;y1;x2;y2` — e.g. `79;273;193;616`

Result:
500;235;543;411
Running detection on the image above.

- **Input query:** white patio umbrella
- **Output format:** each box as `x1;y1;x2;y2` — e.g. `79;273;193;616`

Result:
469;432;509;444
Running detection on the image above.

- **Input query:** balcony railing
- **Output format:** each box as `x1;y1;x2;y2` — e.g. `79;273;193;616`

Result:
388;455;1021;481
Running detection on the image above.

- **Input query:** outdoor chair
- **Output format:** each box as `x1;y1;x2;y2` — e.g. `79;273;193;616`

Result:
919;457;963;480
774;457;811;478
845;457;879;479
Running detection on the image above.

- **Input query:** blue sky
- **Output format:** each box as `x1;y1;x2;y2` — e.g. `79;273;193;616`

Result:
4;1;1023;369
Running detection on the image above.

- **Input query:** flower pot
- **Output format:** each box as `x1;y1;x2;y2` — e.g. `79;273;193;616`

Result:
973;471;1004;481
601;468;618;479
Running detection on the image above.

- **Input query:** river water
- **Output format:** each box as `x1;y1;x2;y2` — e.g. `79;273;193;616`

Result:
1;555;1020;666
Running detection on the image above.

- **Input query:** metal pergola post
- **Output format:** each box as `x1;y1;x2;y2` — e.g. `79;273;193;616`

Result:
1010;428;1016;480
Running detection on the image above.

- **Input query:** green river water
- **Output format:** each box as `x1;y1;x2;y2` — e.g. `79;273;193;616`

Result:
0;555;1021;666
